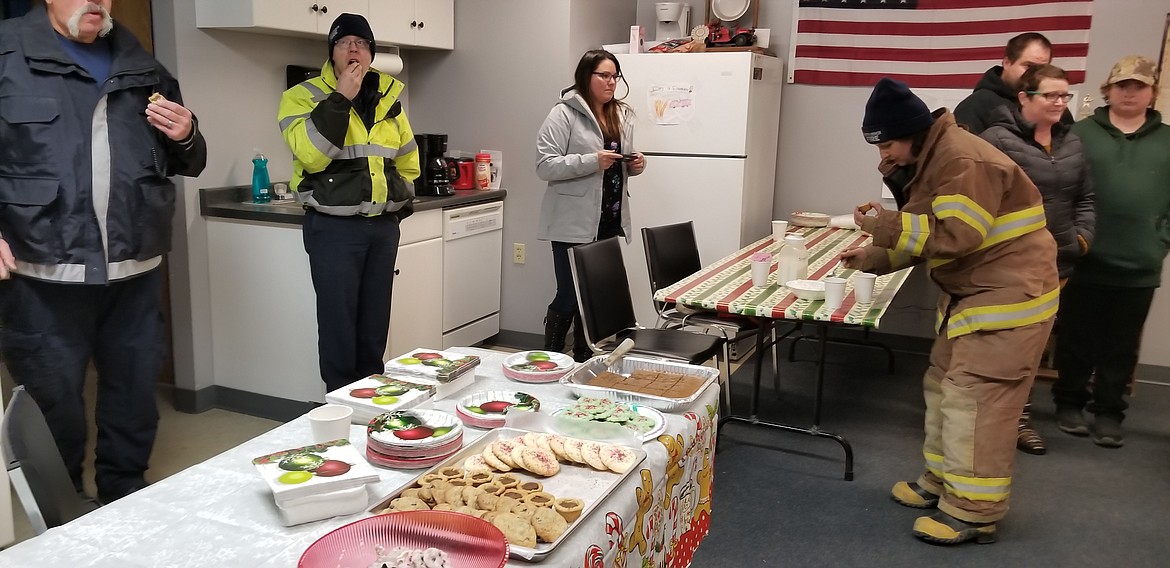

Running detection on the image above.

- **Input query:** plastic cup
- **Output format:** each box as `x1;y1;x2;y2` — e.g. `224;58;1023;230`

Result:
823;277;847;309
853;272;877;304
750;259;771;288
771;220;789;243
308;404;353;443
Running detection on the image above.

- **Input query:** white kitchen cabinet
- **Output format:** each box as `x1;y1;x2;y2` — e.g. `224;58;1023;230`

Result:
368;0;453;49
196;0;452;49
385;208;444;358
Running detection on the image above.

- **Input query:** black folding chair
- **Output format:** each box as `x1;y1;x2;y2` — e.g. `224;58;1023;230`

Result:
641;222;780;392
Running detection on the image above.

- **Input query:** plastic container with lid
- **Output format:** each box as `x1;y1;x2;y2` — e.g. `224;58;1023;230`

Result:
475;153;492;190
777;234;809;286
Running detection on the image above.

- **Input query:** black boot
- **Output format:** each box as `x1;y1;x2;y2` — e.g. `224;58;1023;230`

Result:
543;308;574;352
571;313;593;362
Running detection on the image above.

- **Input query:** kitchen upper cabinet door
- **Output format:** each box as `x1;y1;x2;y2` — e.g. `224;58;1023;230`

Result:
385;237;444;360
413;0;453;49
196;0;317;36
368;0;417;47
313;0;370;33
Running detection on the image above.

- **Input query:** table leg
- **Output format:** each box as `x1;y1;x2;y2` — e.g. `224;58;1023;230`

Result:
717;319;855;481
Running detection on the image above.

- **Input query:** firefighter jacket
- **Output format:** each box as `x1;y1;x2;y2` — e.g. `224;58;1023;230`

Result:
857;110;1060;339
278;61;419;218
0;6;207;284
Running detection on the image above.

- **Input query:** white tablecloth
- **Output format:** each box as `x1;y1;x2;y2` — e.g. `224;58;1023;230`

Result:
0;348;719;567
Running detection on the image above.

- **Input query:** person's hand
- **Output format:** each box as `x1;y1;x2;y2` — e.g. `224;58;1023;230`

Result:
853;201;883;228
837;246;869;270
598;150;622;171
146;97;195;142
628;152;646;173
0;238;16;280
336;61;364;101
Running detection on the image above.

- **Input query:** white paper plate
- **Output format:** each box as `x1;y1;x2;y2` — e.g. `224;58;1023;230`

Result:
367;409;461;449
551;404;666;443
501;351;576;383
791;211;832;227
712;0;751;22
785;279;826;301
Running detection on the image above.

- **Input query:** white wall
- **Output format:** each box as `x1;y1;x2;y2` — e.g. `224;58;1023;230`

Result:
156;0;1170;394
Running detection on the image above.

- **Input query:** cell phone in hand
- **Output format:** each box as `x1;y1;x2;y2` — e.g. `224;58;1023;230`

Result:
621;154;637;162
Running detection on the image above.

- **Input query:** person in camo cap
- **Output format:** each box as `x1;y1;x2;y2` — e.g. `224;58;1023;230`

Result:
1052;55;1170;449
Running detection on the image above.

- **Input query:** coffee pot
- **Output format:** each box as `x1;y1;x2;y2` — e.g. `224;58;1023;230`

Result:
446;157;475;191
414;134;454;196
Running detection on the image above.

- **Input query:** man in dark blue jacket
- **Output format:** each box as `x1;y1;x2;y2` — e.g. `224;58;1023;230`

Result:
0;0;207;504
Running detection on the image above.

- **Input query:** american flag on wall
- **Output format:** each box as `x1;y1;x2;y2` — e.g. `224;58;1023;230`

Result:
789;0;1093;88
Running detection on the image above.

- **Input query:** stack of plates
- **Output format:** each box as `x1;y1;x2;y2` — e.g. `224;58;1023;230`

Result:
501;351;576;383
365;410;464;470
324;375;435;424
791;211;832;227
455;390;541;429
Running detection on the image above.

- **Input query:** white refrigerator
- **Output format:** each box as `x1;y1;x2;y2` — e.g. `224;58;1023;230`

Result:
615;52;783;326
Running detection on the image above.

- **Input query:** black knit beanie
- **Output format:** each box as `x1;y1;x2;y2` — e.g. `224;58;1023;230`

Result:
862;78;934;144
328;13;376;60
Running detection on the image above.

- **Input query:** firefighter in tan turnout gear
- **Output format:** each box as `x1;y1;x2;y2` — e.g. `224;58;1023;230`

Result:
839;78;1059;545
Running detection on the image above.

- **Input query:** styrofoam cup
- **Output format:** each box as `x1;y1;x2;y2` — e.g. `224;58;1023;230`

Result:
853;272;877;304
771;220;789;243
750;260;771;288
308;404;353;443
823;277;847;309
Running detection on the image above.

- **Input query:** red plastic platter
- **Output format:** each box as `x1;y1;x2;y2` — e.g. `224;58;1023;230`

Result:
299;510;509;568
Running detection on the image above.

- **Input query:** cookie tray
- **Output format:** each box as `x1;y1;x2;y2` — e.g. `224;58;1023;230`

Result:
368;427;646;562
559;355;720;412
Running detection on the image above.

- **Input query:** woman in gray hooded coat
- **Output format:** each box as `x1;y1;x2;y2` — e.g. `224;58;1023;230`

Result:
535;49;646;361
980;64;1095;456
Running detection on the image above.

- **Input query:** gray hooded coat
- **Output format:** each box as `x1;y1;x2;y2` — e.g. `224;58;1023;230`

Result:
981;106;1095;278
536;88;640;243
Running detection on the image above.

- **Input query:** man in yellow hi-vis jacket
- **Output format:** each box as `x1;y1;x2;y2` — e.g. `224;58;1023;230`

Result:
278;13;420;392
841;78;1059;545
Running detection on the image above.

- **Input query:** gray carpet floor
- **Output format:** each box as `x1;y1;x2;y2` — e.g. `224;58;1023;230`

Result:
692;335;1170;567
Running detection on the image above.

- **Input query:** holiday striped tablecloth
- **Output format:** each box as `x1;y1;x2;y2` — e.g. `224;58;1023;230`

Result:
653;226;912;328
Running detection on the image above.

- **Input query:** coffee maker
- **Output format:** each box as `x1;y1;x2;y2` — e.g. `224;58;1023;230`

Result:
414;133;454;196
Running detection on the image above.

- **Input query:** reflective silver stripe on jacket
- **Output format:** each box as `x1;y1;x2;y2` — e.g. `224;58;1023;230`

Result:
299;190;407;216
15;257;162;283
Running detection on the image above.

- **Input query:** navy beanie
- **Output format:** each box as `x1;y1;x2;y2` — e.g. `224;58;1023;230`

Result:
328;13;376;60
862;78;934;144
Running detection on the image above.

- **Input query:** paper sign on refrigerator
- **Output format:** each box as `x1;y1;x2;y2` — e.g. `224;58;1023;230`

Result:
647;83;696;125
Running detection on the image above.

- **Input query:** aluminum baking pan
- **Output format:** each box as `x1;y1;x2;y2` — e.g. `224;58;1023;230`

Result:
558;355;719;412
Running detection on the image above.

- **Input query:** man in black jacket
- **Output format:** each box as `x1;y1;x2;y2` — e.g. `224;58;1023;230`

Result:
954;33;1067;135
0;0;207;504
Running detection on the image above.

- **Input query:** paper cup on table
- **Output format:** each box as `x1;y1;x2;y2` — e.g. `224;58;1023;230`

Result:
823;277;847;309
771;220;789;243
308;404;353;443
749;252;772;288
853;272;877;304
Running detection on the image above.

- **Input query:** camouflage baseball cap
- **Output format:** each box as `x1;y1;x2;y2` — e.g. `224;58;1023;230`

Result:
1103;55;1156;87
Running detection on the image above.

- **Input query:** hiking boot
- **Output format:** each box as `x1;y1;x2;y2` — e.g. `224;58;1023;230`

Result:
1091;415;1124;448
912;511;997;545
891;481;939;509
1056;405;1090;436
1017;421;1047;455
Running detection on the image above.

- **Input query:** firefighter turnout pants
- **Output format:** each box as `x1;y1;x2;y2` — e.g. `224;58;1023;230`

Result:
915;319;1053;524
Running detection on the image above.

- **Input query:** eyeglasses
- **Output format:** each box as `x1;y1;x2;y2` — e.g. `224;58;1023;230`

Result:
592;72;622;82
336;38;371;50
1026;91;1074;103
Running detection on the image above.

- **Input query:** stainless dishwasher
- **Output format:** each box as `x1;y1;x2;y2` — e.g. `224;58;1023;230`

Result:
442;201;504;347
